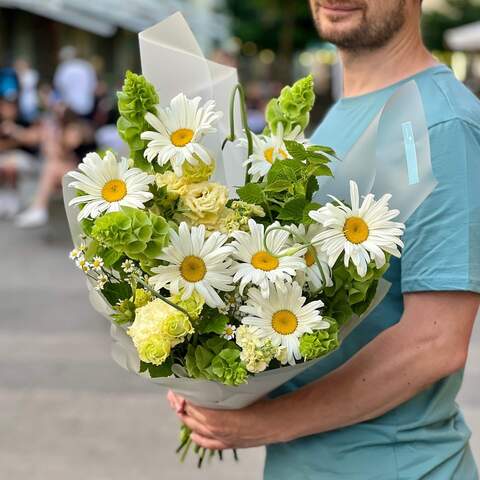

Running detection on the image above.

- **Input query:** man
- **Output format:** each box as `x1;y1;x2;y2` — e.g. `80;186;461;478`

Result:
169;1;480;478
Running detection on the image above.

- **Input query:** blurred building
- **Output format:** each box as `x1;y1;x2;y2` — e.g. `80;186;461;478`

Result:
0;0;230;84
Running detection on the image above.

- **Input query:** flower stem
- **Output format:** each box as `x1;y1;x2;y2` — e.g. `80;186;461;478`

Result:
223;83;253;185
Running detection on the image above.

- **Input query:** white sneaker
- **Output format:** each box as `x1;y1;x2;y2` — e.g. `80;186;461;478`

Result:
15;207;49;228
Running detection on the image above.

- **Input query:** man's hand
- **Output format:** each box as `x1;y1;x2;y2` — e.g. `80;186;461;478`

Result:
167;292;479;449
167;390;281;450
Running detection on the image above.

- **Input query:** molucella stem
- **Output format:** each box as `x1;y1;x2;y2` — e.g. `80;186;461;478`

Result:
222;84;254;184
134;275;192;321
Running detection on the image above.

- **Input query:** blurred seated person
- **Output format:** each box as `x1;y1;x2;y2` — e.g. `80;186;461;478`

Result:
0;95;42;218
15;109;96;228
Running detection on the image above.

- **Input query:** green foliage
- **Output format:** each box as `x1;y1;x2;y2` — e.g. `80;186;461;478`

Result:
102;281;132;307
323;257;390;324
116;71;159;171
299;318;339;361
185;337;248;386
196;307;229;335
422;0;480;51
237;139;334;225
265;75;315;136
90;207;169;265
140;358;173;378
112;298;136;325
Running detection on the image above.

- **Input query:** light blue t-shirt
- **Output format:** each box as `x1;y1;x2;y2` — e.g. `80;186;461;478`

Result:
265;65;480;479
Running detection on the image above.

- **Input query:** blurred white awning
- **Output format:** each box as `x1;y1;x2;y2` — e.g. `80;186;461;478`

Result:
445;21;480;51
0;0;230;48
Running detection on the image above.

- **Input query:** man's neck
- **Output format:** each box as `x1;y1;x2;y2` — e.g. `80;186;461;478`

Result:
339;26;437;98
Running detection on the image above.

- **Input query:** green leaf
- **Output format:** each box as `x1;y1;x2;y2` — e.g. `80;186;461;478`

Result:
302;202;321;224
284;140;307;160
263;179;291;193
277;197;307;222
101;281;132;306
236;183;265;204
307;163;333;178
195;345;215;370
197;314;229;335
139;358;173;378
305;176;319;201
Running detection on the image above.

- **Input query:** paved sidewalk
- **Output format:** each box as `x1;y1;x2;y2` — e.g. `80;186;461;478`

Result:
0;217;478;479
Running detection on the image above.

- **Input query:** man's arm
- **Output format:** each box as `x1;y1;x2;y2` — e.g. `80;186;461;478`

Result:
174;291;479;449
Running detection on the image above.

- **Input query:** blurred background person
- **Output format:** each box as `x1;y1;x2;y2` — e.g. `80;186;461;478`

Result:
14;58;39;124
15;108;96;228
0;95;42;218
53;46;97;118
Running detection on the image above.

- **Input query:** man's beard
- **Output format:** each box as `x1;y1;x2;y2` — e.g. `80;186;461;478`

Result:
314;1;407;52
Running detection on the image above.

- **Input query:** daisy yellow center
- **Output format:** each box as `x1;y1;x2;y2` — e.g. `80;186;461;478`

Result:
272;310;298;335
343;216;369;244
225;327;234;336
171;128;194;147
180;255;206;282
304;248;316;267
264;147;288;164
101;179;127;202
251;251;279;271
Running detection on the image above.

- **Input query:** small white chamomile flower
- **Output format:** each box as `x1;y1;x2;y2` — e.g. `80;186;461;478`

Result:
91;256;104;272
222;324;237;340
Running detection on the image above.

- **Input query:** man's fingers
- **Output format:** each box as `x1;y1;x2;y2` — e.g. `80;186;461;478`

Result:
168;391;186;413
178;413;215;439
190;433;229;451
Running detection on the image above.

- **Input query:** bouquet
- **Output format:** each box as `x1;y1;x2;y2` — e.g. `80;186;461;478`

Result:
63;13;435;467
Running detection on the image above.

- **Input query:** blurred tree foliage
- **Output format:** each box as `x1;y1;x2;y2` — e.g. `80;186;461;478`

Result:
222;0;318;81
422;0;480;50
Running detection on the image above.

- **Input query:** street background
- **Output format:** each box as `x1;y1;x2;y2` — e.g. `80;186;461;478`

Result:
1;0;480;478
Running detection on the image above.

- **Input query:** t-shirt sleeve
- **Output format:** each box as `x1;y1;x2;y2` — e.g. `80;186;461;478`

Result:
401;118;480;293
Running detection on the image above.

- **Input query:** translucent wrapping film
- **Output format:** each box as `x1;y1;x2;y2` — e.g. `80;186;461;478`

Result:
139;12;245;192
314;81;437;223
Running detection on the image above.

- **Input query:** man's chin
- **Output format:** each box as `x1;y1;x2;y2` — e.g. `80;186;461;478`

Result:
320;23;363;46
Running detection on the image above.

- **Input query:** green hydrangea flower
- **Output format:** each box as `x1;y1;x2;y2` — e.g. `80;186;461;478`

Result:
299;318;339;361
116;71;159;170
90;207;169;262
185;337;248;386
118;71;159;124
265;74;315;136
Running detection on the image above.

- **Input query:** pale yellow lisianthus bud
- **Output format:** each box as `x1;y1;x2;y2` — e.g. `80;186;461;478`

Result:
177;182;228;228
128;299;193;365
170;290;205;321
182;157;215;183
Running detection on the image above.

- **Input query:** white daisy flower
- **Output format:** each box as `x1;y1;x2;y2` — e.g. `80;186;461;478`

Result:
309;180;405;277
222;324;237;340
67;151;154;221
149;222;234;308
290;224;333;292
240;282;329;365
231;219;305;298
91;256;104;272
141;93;222;176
